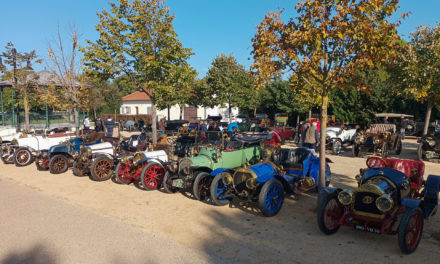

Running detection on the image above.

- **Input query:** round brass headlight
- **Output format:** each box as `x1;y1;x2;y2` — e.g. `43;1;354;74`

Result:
374;139;380;144
87;148;92;157
73;151;79;159
133;152;144;164
11;139;18;146
376;194;393;213
222;174;233;185
246;178;258;190
337;189;353;206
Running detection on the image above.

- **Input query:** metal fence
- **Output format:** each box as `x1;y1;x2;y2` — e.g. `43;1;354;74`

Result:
0;111;86;129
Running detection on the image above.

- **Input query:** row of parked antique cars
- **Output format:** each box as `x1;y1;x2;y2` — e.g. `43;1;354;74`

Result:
0;118;439;254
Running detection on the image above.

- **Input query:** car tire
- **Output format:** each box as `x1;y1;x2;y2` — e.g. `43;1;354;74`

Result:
381;142;388;158
49;154;69;174
114;162;132;184
416;144;425;161
13;147;33;167
398;207;424;254
73;160;88;176
395;139;402;155
210;172;231;206
258;179;284;217
352;143;360;157
163;171;178;194
317;191;343;235
193;171;211;201
90;155;114;181
141;162;165;190
35;158;49;171
332;140;342;155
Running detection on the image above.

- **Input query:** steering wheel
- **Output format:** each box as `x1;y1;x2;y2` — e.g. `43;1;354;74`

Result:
366;156;388;169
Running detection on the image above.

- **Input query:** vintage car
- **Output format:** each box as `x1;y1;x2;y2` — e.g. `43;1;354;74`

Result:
1;132;75;166
317;156;440;254
376;113;416;137
163;134;270;199
326;125;358;155
73;132;151;181
417;120;440;162
208;148;331;216
0;127;24;145
34;132;112;173
352;123;402;157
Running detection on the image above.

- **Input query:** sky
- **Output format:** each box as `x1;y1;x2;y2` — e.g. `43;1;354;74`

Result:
0;0;438;77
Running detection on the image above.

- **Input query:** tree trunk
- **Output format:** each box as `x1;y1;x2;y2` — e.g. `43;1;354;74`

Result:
167;105;170;121
23;87;30;132
296;115;300;127
423;99;433;136
151;100;157;144
308;108;312;120
228;98;232;122
254;105;257;118
319;95;328;189
179;104;183;120
74;107;79;137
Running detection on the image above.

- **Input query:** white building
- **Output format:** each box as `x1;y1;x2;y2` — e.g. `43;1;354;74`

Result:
120;91;238;122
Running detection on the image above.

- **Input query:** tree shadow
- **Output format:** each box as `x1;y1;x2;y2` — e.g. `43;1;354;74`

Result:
1;244;56;264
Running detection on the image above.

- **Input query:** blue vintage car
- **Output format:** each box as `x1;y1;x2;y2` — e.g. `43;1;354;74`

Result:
35;132;109;174
317;156;440;254
208;147;331;217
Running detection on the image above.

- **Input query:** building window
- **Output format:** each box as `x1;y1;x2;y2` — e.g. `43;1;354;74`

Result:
147;106;152;115
125;107;131;114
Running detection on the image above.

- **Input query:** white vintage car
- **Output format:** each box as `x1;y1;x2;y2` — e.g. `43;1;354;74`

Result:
326;126;358;154
1;133;75;166
0;128;25;144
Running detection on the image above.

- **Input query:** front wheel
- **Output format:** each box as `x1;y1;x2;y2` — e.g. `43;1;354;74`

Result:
140;162;165;190
163;171;178;194
352;144;360;157
13;147;33;167
114;162;132;184
90;156;114;181
258;179;284;217
193;171;211;201
73;160;88;176
49;154;69;174
210;172;231;206
317;191;344;234
332;140;342;155
398;207;424;254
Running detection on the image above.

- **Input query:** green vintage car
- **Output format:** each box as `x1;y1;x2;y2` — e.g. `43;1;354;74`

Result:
162;136;266;199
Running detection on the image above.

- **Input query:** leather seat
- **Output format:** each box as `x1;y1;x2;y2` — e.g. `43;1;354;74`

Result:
277;148;311;170
383;158;425;190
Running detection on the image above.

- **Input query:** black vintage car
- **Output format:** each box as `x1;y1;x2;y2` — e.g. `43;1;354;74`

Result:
417;120;440;161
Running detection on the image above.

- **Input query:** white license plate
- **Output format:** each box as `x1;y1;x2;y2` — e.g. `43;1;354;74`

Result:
355;225;381;234
172;179;184;188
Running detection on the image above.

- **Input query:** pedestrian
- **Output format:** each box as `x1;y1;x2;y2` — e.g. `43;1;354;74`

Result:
158;118;166;131
83;116;90;130
304;122;319;150
400;115;408;139
104;117;116;137
95;117;103;132
138;119;145;131
300;120;309;147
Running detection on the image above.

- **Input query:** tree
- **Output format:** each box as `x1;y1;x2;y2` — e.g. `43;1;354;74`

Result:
47;29;89;136
395;23;440;136
203;54;254;121
252;0;402;188
1;42;42;131
81;0;193;143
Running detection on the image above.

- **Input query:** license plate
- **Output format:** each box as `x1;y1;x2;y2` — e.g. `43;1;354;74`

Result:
172;179;184;188
354;225;381;234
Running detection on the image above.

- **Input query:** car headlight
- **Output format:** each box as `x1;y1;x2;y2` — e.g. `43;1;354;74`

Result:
222;174;233;185
428;140;436;147
374;139;380;144
43;152;48;158
376;194;393;213
1;145;7;150
11;139;18;146
73;151;79;159
337;189;353;205
133;152;144;164
87;148;92;157
35;151;41;157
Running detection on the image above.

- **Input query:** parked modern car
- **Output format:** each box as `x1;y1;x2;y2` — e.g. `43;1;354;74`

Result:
317;156;440;254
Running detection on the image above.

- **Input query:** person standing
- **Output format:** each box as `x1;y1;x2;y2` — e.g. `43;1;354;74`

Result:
400;115;408;139
300;120;309;147
304;122;319;150
104;117;116;137
94;117;103;132
83;116;90;130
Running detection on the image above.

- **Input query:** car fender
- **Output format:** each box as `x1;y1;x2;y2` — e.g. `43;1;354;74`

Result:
274;174;294;194
424;174;440;218
210;168;235;177
401;198;421;209
92;152;113;160
50;152;73;159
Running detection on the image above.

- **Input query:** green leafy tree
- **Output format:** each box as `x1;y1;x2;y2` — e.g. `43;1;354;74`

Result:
204;54;254;121
81;0;193;143
252;0;402;188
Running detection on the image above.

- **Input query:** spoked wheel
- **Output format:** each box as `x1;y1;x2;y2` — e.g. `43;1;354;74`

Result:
49;154;69;174
90;156;114;181
352;144;360;157
141;162;165;190
36;158;49;171
258;179;284;217
115;162;132;184
193;171;211;201
317;191;344;234
73;160;88;176
210;172;231;206
332;140;342;155
398;207;424;254
163;171;178;194
14;147;33;167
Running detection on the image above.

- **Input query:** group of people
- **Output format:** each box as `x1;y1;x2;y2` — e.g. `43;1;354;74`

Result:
83;116;116;137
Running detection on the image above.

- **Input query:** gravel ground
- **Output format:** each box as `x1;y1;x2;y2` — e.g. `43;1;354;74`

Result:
0;137;439;264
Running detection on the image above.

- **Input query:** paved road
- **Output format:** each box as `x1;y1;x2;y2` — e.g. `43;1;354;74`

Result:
0;178;222;264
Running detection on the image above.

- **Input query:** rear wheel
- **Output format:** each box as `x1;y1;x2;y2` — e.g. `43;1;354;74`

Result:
14;147;33;167
210;172;231;206
258;179;284;217
193;171;211;201
73;160;88;176
332;140;342;155
398;207;424;254
140;162;165;190
90;156;114;181
49;154;69;174
317;191;343;234
163;171;178;194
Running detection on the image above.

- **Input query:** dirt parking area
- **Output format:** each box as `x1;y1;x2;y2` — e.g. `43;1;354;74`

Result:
0;138;439;264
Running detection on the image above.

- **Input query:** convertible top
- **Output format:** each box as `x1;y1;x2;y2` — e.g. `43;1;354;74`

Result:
375;113;414;118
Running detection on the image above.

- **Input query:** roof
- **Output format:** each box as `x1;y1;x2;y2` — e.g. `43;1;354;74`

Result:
122;91;151;101
0;70;81;87
375;113;414;118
